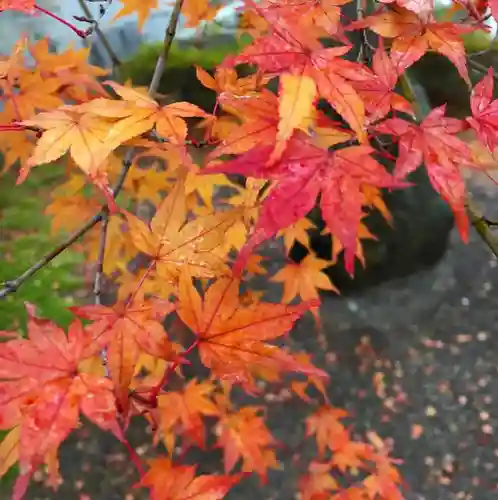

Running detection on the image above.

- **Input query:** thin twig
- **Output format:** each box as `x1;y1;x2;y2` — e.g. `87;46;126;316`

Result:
0;0;186;300
94;211;111;375
468;58;498;81
149;0;185;95
77;0;122;68
465;197;498;258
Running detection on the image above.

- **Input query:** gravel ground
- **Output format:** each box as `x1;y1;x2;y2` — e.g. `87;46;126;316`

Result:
24;172;498;500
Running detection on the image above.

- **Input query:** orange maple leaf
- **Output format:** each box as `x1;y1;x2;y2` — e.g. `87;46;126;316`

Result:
177;273;327;390
157;379;220;451
215;406;278;481
271;254;338;304
81;81;208;148
114;0;158;31
0;0;35;13
0;307;121;499
347;6;473;83
137;457;242;500
22;106;117;198
125;181;232;282
71;298;175;412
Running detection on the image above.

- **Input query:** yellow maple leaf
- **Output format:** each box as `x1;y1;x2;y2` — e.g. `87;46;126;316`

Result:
114;0;159;31
271;73;317;162
271;254;338;304
280;217;315;252
22;107;115;187
81;81;208;151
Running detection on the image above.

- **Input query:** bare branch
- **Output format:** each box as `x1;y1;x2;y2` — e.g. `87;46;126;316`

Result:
468;58;498;81
149;0;185;95
465;197;498;258
77;0;122;68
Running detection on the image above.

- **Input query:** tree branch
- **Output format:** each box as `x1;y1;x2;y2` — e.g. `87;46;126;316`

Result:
0;0;186;300
77;0;122;68
468;58;498;81
465;197;498;257
149;0;185;95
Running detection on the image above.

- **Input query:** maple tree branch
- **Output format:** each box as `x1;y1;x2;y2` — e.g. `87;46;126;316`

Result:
94;211;111;375
468;58;498;81
465;197;498;257
149;0;185;95
77;0;122;68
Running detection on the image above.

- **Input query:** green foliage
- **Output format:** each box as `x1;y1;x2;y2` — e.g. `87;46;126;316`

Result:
0;168;83;333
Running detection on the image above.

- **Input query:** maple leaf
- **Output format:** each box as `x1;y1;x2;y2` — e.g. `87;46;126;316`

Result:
347;6;472;82
125;181;232;282
182;0;221;27
0;0;35;13
215;406;278;480
375;106;473;241
177;273;327;390
0;69;63;122
272;73;318;162
28;38;108;102
224;25;366;141
306;406;351;457
81;81;208;148
298;461;339;500
271;254;338;303
206;89;280;160
257;0;352;38
362;453;404;500
196;66;269;97
114;0;158;31
466;67;498;152
21;106;118;205
280;217;316;252
70;298;176;412
0;35;26;80
137;457;242;500
205;135;405;275
157;379;220;451
338;40;414;123
0;308;121;499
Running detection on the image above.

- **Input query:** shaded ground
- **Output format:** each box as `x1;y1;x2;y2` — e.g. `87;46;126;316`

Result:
18;168;498;500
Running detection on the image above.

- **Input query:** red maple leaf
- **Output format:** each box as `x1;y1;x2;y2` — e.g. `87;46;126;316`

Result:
224;20;367;142
346;5;473;82
375;106;474;241
0;0;36;13
467;67;498;152
0;306;121;500
338;40;414;122
205;134;406;274
136;457;242;500
70;298;175;413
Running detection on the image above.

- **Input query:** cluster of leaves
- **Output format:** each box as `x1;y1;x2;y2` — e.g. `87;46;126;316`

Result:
1;0;498;498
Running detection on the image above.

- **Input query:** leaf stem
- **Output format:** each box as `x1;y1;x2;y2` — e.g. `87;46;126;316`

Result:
149;338;200;405
34;5;87;38
76;0;122;69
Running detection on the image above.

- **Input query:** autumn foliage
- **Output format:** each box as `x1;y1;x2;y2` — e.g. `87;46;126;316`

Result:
0;0;496;498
